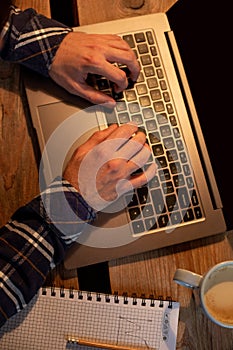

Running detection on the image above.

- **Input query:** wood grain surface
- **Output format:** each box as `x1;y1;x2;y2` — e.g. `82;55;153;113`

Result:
77;0;178;25
0;1;50;227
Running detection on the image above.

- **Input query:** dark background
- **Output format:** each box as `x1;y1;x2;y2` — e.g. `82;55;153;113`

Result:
167;0;232;230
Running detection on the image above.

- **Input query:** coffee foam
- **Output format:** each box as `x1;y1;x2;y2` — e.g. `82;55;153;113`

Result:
204;281;233;325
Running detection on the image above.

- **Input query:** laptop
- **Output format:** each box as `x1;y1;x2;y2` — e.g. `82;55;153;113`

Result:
24;6;226;268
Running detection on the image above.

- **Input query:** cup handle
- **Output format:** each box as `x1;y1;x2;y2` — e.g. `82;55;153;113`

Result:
173;269;203;289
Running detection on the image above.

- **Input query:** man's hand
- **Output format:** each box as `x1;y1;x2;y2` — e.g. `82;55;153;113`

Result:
49;32;140;105
63;123;157;211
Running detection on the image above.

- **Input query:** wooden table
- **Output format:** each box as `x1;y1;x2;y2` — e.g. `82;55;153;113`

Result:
1;1;233;349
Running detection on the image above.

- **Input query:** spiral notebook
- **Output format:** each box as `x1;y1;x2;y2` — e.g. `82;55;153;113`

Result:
0;287;179;350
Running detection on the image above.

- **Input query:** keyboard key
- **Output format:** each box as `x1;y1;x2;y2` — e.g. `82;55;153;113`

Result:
169;115;177;126
170;161;182;174
136;84;148;95
132;220;145;234
116;101;127;112
135;32;146;43
167;149;178;162
194;207;202;219
105;109;118;125
144;66;155;77
156;68;164;79
141;54;152;65
150;89;162;101
150;46;157;56
173;127;180;138
170;211;182;225
142;107;155;119
125;90;137;101
166;194;179;212
153;101;165;112
190;189;199;206
183;208;194;222
146;31;154;44
158;214;169;227
153;57;161;67
97;78;110;90
166;103;174;114
118;112;130;124
178;187;190;209
157;156;167;168
132;114;143;125
152;143;164;156
163;91;170;102
142;204;154;217
151;188;166;214
139;95;151;107
123;34;135;48
129;207;141;220
162;181;174;194
159;168;171;181
160;125;171;137
137;72;145;83
163;137;175;149
147;77;158;88
146;119;157;131
137;186;149;204
145;217;157;230
173;174;185;187
129;102;140;113
149;131;160;144
138;43;149;54
160;80;167;90
149;175;160;188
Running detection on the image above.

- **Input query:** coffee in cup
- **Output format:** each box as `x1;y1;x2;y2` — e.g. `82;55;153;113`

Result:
173;261;233;328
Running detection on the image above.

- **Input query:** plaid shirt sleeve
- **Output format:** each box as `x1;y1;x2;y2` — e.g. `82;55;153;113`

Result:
0;177;96;328
0;5;72;77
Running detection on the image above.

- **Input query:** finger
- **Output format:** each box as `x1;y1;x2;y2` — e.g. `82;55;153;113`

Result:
78;124;119;153
98;35;140;81
115;131;147;160
62;78;117;106
116;163;157;196
130;163;158;188
126;144;152;173
91;61;129;91
107;122;138;139
103;48;140;82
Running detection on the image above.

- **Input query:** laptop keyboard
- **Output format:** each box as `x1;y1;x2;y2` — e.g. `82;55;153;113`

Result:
89;29;204;235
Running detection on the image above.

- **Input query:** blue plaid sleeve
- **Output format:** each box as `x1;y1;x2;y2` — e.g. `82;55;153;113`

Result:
0;6;72;77
0;177;96;328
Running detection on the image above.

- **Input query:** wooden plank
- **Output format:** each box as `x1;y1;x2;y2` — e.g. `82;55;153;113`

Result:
77;0;178;25
0;1;50;227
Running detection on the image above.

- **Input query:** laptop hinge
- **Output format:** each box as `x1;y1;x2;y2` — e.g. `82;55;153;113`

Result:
165;30;223;210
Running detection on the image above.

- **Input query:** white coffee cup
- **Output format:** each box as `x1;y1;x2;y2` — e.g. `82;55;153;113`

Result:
173;261;233;328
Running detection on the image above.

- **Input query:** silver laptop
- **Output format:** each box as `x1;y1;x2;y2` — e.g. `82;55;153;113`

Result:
24;12;226;268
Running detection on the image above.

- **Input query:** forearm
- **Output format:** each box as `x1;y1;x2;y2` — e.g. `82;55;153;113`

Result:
0;177;96;328
0;5;72;76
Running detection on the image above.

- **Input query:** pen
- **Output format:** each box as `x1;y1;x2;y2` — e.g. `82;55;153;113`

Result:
66;335;152;350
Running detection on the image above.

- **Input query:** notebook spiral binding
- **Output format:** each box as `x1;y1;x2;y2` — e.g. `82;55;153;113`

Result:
42;285;173;308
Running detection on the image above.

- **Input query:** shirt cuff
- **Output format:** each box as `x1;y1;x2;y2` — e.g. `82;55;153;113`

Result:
28;177;97;245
